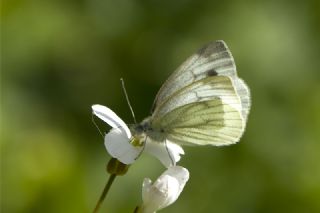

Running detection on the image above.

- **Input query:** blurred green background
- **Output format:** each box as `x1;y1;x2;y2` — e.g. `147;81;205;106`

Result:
1;0;320;212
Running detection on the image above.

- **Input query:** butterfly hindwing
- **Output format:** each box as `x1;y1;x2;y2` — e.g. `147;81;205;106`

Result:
151;76;245;146
153;98;244;146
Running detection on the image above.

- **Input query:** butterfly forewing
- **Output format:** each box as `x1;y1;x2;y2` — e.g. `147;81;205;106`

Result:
152;40;237;113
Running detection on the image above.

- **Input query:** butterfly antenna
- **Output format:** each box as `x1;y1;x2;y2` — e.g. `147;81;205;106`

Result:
92;114;104;139
120;78;137;124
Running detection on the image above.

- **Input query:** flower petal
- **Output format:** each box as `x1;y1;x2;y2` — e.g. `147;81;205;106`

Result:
105;128;142;164
92;104;131;138
141;166;189;213
145;139;184;168
161;166;189;195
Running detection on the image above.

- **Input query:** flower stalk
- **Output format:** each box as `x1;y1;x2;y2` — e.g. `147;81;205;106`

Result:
93;158;130;213
92;174;116;213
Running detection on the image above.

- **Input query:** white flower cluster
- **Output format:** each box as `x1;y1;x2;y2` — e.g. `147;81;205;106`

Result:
92;105;189;212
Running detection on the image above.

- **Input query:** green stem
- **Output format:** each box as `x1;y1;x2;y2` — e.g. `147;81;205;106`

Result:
93;174;117;213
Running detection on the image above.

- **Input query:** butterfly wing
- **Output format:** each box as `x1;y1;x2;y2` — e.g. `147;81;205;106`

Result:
151;76;244;146
150;41;250;146
232;78;250;122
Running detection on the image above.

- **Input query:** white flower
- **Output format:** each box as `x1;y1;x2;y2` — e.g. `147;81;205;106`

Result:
104;128;143;165
92;104;141;164
144;139;184;168
140;166;189;213
92;104;184;167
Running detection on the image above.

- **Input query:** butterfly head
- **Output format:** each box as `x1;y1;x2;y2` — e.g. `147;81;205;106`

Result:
130;116;167;143
129;117;152;136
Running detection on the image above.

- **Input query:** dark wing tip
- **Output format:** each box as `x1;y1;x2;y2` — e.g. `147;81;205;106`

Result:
196;40;228;58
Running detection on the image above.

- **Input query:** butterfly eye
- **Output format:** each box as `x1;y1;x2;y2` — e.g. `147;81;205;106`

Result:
135;124;144;133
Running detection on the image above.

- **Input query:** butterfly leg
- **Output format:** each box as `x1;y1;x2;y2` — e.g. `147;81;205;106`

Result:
165;139;175;166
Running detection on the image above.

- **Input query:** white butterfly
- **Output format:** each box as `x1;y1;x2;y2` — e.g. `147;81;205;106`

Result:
92;40;250;167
